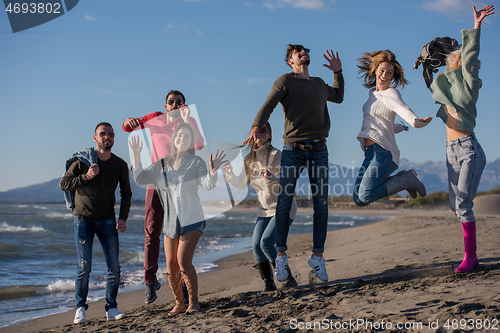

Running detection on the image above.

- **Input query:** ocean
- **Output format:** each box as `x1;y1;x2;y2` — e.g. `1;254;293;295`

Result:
0;202;389;328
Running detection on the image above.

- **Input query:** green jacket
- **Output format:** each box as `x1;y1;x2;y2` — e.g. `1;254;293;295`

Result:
430;28;482;132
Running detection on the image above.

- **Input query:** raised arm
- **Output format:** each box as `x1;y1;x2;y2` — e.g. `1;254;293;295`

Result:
474;5;494;29
129;135;143;169
324;50;344;103
323;50;342;73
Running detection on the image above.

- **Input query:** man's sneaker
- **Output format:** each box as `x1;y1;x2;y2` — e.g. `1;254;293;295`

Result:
74;307;86;324
275;255;289;282
145;279;161;304
106;308;127;321
308;255;328;282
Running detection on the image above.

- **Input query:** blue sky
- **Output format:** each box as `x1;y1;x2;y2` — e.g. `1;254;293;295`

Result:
0;0;498;192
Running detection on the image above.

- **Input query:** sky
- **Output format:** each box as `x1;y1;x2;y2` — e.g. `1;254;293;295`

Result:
0;0;498;192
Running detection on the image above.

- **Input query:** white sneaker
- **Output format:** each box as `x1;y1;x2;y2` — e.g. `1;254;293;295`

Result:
74;307;86;324
308;255;328;282
106;308;127;321
275;255;289;282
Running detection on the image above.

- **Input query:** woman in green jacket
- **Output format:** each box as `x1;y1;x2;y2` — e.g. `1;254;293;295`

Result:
427;5;494;273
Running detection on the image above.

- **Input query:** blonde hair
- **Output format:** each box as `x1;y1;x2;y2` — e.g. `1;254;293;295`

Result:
357;50;408;89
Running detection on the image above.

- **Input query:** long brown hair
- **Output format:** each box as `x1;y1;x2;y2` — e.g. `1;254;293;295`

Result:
357;50;408;89
242;122;273;184
165;123;195;166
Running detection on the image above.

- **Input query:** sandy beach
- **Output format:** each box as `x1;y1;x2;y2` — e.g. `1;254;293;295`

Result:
2;197;500;333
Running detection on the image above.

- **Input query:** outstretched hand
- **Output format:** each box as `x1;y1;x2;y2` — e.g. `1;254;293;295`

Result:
323;50;342;73
210;150;228;175
129;135;143;156
474;5;494;28
418;117;432;123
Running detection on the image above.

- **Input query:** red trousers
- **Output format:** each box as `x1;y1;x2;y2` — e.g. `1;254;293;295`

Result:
143;188;164;284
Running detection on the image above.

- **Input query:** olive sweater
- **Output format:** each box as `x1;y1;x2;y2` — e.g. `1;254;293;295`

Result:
252;72;344;144
60;154;132;221
430;28;482;132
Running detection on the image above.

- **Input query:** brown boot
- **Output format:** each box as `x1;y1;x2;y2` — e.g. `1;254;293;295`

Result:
181;266;200;314
164;271;186;317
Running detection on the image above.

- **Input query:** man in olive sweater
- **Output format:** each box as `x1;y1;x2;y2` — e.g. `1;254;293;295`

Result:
60;122;132;324
244;44;344;283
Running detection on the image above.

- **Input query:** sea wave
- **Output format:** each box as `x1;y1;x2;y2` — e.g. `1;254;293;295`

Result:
0;285;50;300
0;222;45;233
42;212;73;219
0;279;112;301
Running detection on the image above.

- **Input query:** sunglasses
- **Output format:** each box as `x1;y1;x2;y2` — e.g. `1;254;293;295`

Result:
167;99;184;106
259;128;271;134
98;131;115;138
293;47;310;54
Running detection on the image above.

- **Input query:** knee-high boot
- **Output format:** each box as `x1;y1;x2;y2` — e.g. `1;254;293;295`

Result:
181;266;200;314
257;260;277;292
385;169;426;197
455;221;479;273
393;171;418;198
164;271;186;317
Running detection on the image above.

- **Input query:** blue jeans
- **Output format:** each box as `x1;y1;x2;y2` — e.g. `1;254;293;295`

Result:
446;133;486;222
74;216;120;311
275;143;329;254
253;216;293;263
353;143;398;206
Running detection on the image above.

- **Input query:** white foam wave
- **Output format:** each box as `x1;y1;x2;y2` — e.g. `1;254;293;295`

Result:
45;278;106;294
45;279;75;293
204;212;225;220
328;221;355;226
43;212;73;219
125;250;145;264
195;262;218;274
0;222;45;233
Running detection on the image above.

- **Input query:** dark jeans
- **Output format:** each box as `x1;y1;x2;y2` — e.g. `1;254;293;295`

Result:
74;216;120;311
275;143;329;253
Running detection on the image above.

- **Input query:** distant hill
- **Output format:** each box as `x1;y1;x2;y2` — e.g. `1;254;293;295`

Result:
0;174;146;204
1;158;500;203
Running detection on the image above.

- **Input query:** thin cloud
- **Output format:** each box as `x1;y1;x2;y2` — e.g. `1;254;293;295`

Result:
245;77;272;84
164;23;202;37
420;0;479;15
83;86;144;98
263;0;332;10
84;15;97;21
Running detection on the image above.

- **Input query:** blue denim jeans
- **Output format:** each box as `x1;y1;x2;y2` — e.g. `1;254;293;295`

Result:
353;143;398;206
446;133;486;222
74;216;120;311
253;216;293;263
275;143;329;253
